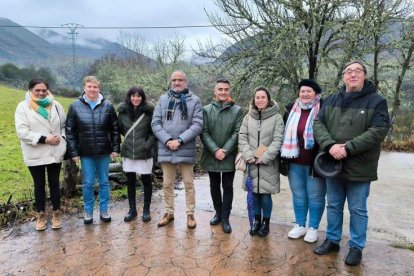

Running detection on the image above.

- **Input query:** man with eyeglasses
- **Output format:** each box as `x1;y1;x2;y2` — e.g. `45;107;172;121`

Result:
313;61;390;266
151;70;203;228
200;79;243;233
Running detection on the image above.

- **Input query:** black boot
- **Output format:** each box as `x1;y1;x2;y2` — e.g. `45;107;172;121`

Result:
141;174;152;222
142;207;151;222
124;173;137;222
257;218;270;237
124;208;137;222
221;218;232;233
210;213;221;225
249;215;262;235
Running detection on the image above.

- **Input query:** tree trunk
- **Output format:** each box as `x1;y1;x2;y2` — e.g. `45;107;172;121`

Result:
62;159;80;197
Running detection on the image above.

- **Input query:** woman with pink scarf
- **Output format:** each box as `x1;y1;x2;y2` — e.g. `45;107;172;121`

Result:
281;79;326;243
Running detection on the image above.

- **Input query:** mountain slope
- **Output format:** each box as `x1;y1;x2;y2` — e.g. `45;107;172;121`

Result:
0;17;64;64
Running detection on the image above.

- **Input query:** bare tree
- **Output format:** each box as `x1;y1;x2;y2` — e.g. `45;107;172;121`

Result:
197;0;364;98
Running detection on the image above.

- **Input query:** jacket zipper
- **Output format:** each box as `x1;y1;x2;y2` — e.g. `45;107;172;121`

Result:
132;124;135;160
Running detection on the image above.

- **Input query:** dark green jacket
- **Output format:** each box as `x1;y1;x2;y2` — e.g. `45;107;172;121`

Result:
201;100;243;172
314;80;390;181
117;102;155;160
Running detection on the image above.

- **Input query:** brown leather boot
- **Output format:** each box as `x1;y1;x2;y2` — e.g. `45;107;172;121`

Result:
35;211;47;231
187;214;197;228
52;210;62;229
158;213;174;227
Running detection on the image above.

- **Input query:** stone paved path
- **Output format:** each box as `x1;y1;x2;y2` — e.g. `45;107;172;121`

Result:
1;194;413;275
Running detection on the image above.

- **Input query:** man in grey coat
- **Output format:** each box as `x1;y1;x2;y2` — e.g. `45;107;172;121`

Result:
151;70;203;228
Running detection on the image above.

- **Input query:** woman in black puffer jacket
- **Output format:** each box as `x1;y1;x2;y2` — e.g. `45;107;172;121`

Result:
117;86;155;222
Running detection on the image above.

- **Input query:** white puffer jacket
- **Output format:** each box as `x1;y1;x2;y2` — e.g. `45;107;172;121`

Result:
15;96;66;166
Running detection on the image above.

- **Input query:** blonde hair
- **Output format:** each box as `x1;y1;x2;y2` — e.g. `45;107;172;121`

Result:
83;76;100;87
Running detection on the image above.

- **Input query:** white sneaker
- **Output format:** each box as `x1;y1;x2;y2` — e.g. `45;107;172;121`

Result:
304;227;318;243
288;224;307;239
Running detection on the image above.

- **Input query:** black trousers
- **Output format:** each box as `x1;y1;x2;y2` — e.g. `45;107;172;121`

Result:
28;163;62;212
125;172;152;209
208;171;235;219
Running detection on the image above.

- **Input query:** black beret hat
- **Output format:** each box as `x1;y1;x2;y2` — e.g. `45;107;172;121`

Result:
298;79;322;94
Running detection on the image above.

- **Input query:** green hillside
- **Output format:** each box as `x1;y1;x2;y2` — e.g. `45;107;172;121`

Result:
0;85;74;203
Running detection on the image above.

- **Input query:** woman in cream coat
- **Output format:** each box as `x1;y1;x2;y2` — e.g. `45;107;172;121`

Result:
238;87;284;237
15;79;66;231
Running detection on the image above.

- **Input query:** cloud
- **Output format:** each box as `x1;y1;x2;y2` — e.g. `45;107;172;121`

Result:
1;0;225;48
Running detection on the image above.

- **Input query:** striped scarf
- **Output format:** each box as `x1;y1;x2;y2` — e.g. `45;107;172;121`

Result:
167;89;189;120
281;95;321;158
26;91;53;120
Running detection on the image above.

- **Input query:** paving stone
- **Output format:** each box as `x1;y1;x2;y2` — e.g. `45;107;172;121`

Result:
0;183;413;275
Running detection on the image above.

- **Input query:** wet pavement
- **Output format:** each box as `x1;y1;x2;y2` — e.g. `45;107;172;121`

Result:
1;152;414;275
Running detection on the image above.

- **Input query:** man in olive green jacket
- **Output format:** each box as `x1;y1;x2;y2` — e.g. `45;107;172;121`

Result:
313;61;390;266
201;79;243;233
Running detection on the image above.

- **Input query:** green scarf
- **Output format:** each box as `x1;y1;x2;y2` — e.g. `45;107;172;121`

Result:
28;92;52;120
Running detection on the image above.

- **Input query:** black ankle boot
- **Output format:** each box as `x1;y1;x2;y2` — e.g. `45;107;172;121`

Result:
142;206;151;222
124;209;137;222
257;218;270;237
221;218;232;233
249;215;262;235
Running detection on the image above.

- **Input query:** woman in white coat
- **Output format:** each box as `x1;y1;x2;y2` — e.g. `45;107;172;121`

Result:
15;79;66;231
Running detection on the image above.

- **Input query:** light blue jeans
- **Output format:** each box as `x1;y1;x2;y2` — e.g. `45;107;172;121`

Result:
288;163;326;228
81;155;111;214
326;178;370;250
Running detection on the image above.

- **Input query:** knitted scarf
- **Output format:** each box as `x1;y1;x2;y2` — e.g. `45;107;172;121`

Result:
281;95;321;158
167;89;189;120
26;91;53;120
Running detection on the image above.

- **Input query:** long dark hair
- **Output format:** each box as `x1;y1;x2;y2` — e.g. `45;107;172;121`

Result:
125;86;146;121
28;79;49;90
125;86;146;107
251;86;273;110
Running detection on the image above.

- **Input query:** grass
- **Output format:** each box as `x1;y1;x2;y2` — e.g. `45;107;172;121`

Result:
391;243;414;252
0;85;74;203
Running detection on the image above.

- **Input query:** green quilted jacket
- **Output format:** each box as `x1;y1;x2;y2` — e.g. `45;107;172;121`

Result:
314;80;390;181
201;100;243;172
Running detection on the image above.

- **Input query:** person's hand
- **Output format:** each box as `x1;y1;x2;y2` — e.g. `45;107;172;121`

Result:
46;134;60;145
110;152;119;160
254;157;264;164
248;158;256;164
214;149;226;160
72;156;80;163
168;140;181;151
329;143;347;160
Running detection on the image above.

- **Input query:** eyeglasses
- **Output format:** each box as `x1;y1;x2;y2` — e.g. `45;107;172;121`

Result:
33;89;48;93
343;68;365;76
171;79;185;82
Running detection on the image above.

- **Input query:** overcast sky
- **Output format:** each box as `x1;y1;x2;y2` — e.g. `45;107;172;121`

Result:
0;0;225;54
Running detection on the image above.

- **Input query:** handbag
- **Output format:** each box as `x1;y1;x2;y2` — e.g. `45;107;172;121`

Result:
55;105;70;160
279;153;288;176
235;152;247;172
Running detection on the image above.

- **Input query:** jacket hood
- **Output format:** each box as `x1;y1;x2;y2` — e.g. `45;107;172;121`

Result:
249;99;280;120
339;80;376;99
211;99;235;108
117;101;154;115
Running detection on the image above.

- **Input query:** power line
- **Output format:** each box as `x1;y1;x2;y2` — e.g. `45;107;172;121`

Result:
0;24;233;30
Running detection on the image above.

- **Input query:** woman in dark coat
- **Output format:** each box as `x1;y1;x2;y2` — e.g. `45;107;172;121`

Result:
118;86;155;222
281;79;326;243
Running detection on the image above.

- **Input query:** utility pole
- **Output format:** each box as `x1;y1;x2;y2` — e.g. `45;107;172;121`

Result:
61;23;83;74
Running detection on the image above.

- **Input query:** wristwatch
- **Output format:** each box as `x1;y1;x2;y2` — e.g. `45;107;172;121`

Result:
178;137;184;145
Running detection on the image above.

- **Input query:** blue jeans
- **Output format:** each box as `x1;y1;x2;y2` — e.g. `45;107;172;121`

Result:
81;155;111;214
253;193;273;218
288;163;326;228
326;178;370;250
